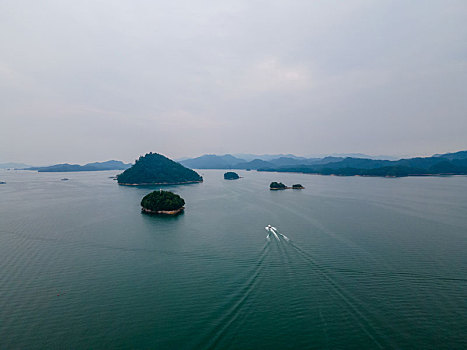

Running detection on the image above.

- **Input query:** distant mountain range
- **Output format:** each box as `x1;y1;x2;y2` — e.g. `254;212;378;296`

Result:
324;153;400;161
0;162;32;169
7;150;467;177
24;160;131;172
179;154;348;170
180;154;246;169
179;151;467;177
231;153;309;162
232;153;399;161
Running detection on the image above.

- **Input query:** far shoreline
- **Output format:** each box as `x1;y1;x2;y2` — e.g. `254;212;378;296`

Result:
191;168;467;178
257;170;467;179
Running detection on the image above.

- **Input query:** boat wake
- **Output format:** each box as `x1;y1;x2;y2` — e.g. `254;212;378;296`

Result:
265;225;289;242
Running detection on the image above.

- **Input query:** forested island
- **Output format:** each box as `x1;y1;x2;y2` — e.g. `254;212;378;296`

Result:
224;172;240;180
141;190;185;215
117;152;203;185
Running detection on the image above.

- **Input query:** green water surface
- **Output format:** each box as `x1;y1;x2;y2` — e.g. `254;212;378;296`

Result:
0;169;466;349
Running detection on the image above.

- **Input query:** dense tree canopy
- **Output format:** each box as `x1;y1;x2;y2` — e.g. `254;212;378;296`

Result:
141;190;185;212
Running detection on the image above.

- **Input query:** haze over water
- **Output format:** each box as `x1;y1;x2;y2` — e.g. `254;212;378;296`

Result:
1;169;466;349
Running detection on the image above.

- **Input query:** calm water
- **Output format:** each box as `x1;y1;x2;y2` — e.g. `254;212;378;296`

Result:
0;169;466;349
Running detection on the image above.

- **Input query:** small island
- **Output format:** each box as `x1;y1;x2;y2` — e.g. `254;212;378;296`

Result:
0;181;6;184
270;182;305;190
270;182;287;190
117;152;203;186
141;190;185;215
224;171;240;180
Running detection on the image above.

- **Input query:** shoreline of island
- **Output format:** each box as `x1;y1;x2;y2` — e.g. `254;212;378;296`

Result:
141;207;185;215
270;186;305;190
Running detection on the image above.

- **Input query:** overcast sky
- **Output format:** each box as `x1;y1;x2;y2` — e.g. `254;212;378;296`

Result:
1;0;466;164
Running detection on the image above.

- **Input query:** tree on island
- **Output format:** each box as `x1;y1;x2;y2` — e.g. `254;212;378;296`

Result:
141;190;185;214
270;182;287;190
224;172;240;180
292;184;304;189
117;152;203;185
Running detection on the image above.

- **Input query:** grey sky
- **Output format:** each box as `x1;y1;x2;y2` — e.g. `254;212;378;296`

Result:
1;0;466;165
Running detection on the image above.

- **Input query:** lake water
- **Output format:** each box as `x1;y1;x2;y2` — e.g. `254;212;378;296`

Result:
0;169;466;349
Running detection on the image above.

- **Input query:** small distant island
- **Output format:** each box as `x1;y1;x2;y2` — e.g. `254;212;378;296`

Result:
117;152;203;186
141;190;185;215
0;181;6;184
270;182;305;190
224;171;240;180
270;182;287;190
